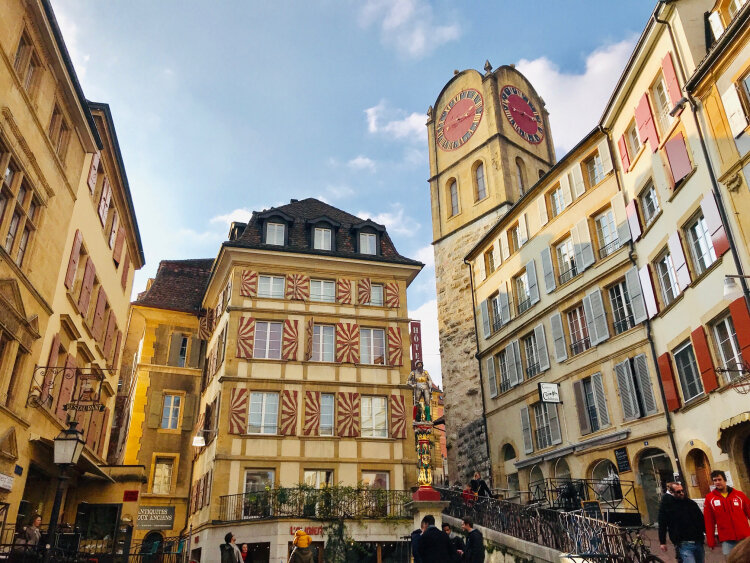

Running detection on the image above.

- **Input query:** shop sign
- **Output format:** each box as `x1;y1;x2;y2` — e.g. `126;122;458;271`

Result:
538;382;560;403
0;473;14;491
136;506;175;530
613;447;632;473
123;490;139;502
289;526;323;536
410;321;422;369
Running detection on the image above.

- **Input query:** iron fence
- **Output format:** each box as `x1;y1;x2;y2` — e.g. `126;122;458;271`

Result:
559;264;579;285
570;336;591;356
527;478;640;516
599;239;623;258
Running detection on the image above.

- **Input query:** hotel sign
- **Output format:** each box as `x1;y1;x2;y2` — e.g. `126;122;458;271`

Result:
410;321;423;370
137;506;175;530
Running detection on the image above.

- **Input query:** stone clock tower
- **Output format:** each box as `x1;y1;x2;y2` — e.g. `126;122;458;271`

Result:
427;63;555;481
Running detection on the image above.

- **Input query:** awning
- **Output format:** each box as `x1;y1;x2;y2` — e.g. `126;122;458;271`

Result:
717;411;750;452
28;435;114;482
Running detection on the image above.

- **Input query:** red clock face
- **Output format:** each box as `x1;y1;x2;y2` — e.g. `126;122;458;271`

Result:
500;85;544;144
436;89;484;151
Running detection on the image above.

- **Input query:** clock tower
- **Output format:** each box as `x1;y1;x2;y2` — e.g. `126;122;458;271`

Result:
427;63;555;482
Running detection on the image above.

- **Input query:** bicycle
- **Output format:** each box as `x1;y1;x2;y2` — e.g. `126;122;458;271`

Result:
620;526;665;563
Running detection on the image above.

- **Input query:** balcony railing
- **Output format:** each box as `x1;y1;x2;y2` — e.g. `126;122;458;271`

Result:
492;316;503;333
569;336;591;356
517;297;532;314
612;313;635;335
558;264;579;285
527;478;640;518
526;362;541;379
218;487;411;522
598;238;622;258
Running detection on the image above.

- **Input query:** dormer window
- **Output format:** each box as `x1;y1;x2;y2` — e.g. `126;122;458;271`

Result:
266;222;285;245
314;227;331;250
352;219;384;256
360;233;377;255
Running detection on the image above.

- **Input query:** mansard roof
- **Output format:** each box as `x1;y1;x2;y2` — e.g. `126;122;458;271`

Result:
133;258;214;314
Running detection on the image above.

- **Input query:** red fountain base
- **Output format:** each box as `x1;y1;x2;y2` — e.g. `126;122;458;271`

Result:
412;485;441;501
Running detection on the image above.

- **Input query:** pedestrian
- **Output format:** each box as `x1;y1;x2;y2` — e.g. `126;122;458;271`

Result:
289;529;314;563
219;532;242;563
240;543;249;562
411;527;423;563
443;523;465;556
658;481;705;563
462;483;476;507
417;514;456;563
462;516;485;563
704;470;750;558
24;515;41;547
728;536;750;563
470;471;492;498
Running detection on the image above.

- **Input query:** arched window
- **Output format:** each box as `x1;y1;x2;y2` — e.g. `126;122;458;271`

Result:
448;180;459;216
554;458;571;479
475;162;487;201
502;444;516;461
515;157;526;195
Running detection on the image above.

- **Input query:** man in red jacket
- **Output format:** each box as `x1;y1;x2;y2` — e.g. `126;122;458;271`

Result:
704;470;750;558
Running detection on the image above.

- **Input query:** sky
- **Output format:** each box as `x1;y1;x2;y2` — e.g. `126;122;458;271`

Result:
51;0;657;386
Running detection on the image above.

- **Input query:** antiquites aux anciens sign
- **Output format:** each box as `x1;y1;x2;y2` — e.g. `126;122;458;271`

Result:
136;506;176;530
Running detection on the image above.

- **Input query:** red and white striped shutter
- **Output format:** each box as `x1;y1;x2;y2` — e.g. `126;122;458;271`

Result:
65;230;82;289
303;391;321;436
336;392;360;437
41;334;61;403
387;326;403;367
335;323;359;364
304;317;314;361
228;388;249;434
384;282;400;308
55;354;77;422
279;390;298;436
281;319;299;361
77;259;96;315
91;289;108;340
120;251;130;290
336;279;353;304
216;292;224;317
390;394;406;439
236;316;256;359
113;226;125;265
87;153;100;193
285;274;310;300
357;278;372;304
240;270;258;297
103;313;116;360
199;315;211;341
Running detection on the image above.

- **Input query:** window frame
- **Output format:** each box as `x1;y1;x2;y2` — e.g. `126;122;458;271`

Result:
584;152;605;187
359;232;377;255
655;251;680;306
312;324;335;363
523;332;540;379
310;279;335;303
549;185;565;218
265;222;286;246
582;376;601;433
626;121;641;157
713;315;742;384
556;236;577;284
639;182;660;226
360;327;386;365
651;75;673;134
673;342;704;402
150;454;177;495
533;403;552;450
254;321;283;360
448;180;459;217
514;271;531;314
608;281;635;335
361;395;388;438
595;208;620;257
13;31;42;96
567;305;591;355
320;393;335;436
369;283;384;307
257;275;285;299
475;162;487;201
248;391;279;434
160;393;183;430
685;214;717;275
313;227;332;251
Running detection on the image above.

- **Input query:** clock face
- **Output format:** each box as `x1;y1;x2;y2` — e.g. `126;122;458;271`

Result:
435;89;484;151
500;85;544;144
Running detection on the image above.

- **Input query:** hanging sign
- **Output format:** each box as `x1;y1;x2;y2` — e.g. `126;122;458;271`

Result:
538;382;560;403
613;447;632;473
410;321;423;370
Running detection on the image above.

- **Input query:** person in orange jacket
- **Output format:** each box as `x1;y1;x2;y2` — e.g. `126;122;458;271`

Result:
704;470;750;558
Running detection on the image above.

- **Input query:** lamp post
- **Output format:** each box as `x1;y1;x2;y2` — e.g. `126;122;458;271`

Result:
723;275;750;302
44;420;85;562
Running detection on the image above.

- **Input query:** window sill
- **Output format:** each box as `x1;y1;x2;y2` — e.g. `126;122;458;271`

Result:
157;428;183;435
666;167;697;202
677;393;709;413
640;210;663;238
685;254;723;288
657;118;682;152
655;291;685;318
627;144;647;171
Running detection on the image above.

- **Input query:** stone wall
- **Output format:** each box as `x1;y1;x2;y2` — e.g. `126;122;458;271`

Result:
457;419;492;485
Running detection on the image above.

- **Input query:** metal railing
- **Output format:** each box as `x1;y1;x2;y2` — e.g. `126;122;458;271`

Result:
570;336;591;356
492;316;503;333
612;313;635;335
218;487;412;522
527;478;640;517
558;264;579;285
526;362;540;379
599;238;622;258
517;297;532;314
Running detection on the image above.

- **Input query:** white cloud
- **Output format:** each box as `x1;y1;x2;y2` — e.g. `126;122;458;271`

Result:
210;208;253;225
516;36;637;156
359;0;460;59
53;3;91;79
357;204;419;236
347;155;376;172
365;101;425;144
414;244;434;268
408;299;442;387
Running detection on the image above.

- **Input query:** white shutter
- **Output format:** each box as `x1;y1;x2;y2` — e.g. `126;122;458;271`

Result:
611;192;631;243
480;300;491;338
534;323;550;372
499;289;511;325
486;356;498;398
588;288;609;344
598;139;613;175
561;174;573;207
492;240;501;267
708;12;724;41
615;360;641;421
591;372;610;427
518;213;528;246
582;295;598;346
512;340;523;383
547;403;562;445
538;197;549;226
624;267;647;324
520;406;534;454
572;165;586;198
477;255;486;282
633;354;658;415
501;233;510;261
722;84;748;138
506;340;520;386
576;218;595;269
541;247;556;293
550;313;567;362
526;260;540;305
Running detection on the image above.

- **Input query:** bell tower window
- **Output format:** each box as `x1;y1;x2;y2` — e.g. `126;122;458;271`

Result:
448;181;459;216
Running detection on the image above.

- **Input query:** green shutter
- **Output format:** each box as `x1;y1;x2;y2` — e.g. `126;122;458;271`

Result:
147;392;163;429
182;394;197;431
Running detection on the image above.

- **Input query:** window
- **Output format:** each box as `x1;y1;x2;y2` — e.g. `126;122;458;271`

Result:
585;152;605;187
320;393;335;435
369;284;384;306
609;282;634;334
523;333;540;379
312;325;335;362
248;392;279;434
652;77;672;134
595;209;620;257
728;0;747;18
515;272;531;314
713;316;742;383
16;227;29;266
304;470;333;489
5;212;20;253
533;403;557;450
567;305;590;355
245;470;274;493
177;336;188;368
152;457;174;494
0;191;6;226
615;355;658;420
254;321;283;359
579;375;610;433
685;215;717;275
550;185;565;218
360;232;377;255
13;33;40;94
258;275;285;298
310;279;335;303
640;182;660;225
448;181;459;216
361;471;389;489
475;163;487;200
515;158;526;195
161;394;182;429
490;294;502;332
361;396;387;438
509;225;520;253
556;237;577;284
48;104;70;159
655;252;680;306
673;343;704;402
497;349;511;393
626;122;641;157
266;222;285;245
360;328;385;365
484;249;495;275
314;227;332;250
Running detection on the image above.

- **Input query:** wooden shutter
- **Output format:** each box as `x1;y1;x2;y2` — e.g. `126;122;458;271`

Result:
598;139;613;175
336;279;353;304
625;267;647;325
477;255;486;282
112;331;122;369
668;231;691;292
511;340;523;385
571;165;586;198
615;360;640;421
479;300;491;338
520;406;533;454
88;153;99;193
387;326;403;366
664;133;692;185
304;317;314;361
91;289;107;340
55;354;77;422
147;391;163;429
721;84;748;138
560;172;572;205
120;251;130;290
618;135;630;172
357;278;372;305
729;297;750;364
701;192;730;257
588;288;609;344
182;394;197;431
384;282;400;308
691;326;719;393
657;353;681;411
639;265;659;318
526;260;540;305
500;233;510;261
65;230;82;289
505;341;519;387
573;380;592;435
576;218;595;269
661;52;682;107
228;388;249;434
625;200;642;242
113;226;125;265
493;240;501;267
281;319;299;361
103;313;116;360
708;11;724;41
582;295;597;345
591;372;609;426
188;337;201;368
335;323;359;363
390;394;406;439
98;408;110;457
499;288;511;325
98;177;112;225
635;92;659;152
236;316;256;359
167;332;183;366
534;323;550;372
538;197;548;226
109;210;119;249
303;391;321;436
240;270;258;297
285;274;310;301
77;259;96;315
550;313;567;362
279;390;298;436
611;192;631;244
633;354;658;415
336;392;360;437
41;334;61;403
86;408;103;450
541;248;556;293
547;403;562;445
518;213;528;246
486;356;498;398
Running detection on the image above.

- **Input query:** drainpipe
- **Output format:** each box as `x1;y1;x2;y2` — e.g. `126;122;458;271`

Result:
464;257;493;488
655;2;750;311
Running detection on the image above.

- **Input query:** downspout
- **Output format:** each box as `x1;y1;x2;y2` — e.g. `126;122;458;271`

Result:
655;2;750;310
464;257;493;488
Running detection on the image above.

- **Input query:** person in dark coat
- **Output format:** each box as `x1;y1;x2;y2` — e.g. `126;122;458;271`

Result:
411;528;423;563
417;515;456;563
443;522;465;556
462;516;485;563
219;532;241;563
470;471;492;498
658;482;705;563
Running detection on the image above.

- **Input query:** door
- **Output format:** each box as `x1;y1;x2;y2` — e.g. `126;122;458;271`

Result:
638;448;673;524
689;449;712;497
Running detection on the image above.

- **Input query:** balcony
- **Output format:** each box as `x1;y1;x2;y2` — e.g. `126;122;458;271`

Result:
517;297;532;314
526;362;540;379
598;238;622;259
558;264;578;285
569;336;591;356
612;313;635;335
218;486;411;522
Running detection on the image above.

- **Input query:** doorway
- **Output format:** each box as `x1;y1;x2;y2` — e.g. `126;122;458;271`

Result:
688;449;712;497
637;448;673;524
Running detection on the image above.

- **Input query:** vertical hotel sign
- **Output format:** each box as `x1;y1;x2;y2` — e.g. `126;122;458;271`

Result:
410;321;423;369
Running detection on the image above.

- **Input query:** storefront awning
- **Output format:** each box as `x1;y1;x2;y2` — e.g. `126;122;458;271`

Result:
717;411;750;453
29;435;114;482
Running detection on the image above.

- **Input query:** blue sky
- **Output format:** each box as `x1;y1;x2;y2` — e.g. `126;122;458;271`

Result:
52;0;656;385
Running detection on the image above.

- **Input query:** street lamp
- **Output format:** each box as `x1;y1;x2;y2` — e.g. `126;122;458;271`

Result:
724;276;746;302
44;421;85;562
